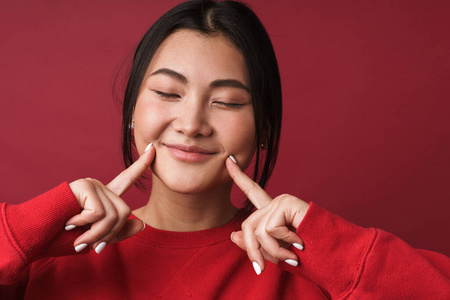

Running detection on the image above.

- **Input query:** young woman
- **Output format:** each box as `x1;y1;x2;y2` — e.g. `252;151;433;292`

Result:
1;0;449;298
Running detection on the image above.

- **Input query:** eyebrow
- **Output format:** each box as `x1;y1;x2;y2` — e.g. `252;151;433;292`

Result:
150;68;187;83
149;68;250;92
210;79;250;92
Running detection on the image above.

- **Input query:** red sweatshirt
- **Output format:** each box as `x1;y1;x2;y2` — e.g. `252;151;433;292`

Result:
1;182;449;299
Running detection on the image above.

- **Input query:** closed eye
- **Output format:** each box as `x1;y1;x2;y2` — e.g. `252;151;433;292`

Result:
153;90;180;99
214;101;245;109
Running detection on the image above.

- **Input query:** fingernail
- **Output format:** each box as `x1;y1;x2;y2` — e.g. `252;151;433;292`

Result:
229;155;237;164
65;224;76;231
95;242;106;254
75;243;88;253
230;232;235;244
252;262;261;275
140;220;146;232
145;143;153;152
293;243;304;251
285;259;298;267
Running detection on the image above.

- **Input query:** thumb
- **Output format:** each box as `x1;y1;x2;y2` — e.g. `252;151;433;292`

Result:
230;230;245;251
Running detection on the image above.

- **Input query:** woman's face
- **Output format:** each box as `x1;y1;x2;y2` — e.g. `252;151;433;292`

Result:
133;29;256;194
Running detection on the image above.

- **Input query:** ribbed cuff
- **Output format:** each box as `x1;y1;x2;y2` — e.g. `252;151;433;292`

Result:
279;202;376;298
6;182;81;259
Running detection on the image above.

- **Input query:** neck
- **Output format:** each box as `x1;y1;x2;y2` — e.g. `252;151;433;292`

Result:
133;175;239;232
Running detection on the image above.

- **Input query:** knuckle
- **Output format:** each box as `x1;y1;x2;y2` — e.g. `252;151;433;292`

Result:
79;179;97;192
78;178;93;188
108;213;119;224
269;250;282;260
278;194;291;202
117;203;131;217
247;248;261;259
91;209;106;219
92;179;104;186
90;231;103;241
105;230;119;242
241;220;252;231
122;206;131;217
274;194;296;207
124;206;131;218
265;225;277;235
281;232;292;241
254;227;265;239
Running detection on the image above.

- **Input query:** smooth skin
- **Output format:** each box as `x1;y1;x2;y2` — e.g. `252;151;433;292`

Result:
132;30;255;232
66;144;155;253
65;29;312;274
226;157;309;274
66;147;309;272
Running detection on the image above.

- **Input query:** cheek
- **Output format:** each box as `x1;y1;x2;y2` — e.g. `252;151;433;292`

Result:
220;112;256;166
133;97;169;153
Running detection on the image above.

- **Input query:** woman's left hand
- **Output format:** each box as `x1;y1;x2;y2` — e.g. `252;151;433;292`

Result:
226;156;310;275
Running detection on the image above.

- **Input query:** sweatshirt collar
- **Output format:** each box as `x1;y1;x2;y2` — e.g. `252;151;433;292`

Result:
131;209;245;248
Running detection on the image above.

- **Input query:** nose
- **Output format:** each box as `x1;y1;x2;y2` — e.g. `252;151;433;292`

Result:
172;99;212;137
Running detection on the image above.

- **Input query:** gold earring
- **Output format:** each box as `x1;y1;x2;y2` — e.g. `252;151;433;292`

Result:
261;140;268;150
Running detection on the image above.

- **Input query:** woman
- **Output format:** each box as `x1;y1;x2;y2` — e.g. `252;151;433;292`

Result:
1;0;449;298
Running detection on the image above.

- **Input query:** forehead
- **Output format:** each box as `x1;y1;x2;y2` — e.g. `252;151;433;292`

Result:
147;29;249;85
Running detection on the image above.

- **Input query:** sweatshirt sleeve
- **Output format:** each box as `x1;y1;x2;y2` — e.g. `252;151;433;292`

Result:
279;202;450;299
0;182;85;285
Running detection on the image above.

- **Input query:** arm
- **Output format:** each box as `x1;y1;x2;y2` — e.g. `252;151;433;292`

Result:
282;203;450;298
226;156;450;298
0;143;155;285
0;183;82;285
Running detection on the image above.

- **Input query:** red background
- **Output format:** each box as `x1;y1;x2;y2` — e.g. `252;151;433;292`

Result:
1;0;449;255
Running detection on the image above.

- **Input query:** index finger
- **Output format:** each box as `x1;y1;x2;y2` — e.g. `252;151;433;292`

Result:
226;156;272;209
107;143;155;196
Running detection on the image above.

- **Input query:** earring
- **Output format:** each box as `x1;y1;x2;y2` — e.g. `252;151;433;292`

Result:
261;139;268;150
129;119;134;129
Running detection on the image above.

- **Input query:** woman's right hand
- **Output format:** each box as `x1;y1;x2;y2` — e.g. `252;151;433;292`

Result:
65;143;155;254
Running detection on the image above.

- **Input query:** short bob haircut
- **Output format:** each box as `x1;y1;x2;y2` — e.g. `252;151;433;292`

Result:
121;0;282;212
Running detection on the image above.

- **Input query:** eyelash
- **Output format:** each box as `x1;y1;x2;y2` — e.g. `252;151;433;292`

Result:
153;90;244;108
154;90;180;99
215;102;243;109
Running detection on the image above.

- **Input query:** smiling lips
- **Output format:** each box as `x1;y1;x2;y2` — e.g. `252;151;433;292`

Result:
165;144;216;162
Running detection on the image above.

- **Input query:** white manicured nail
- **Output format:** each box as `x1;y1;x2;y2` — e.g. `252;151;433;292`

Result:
285;259;298;267
293;243;304;251
140;221;146;232
145;143;153;152
65;224;76;231
230;232;235;244
75;243;88;252
252;262;261;275
95;242;106;254
229;155;237;164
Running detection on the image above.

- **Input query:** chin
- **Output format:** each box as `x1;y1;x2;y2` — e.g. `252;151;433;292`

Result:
170;174;228;194
167;184;210;195
152;165;230;195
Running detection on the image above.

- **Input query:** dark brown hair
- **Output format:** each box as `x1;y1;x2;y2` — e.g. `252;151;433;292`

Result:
121;0;282;211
